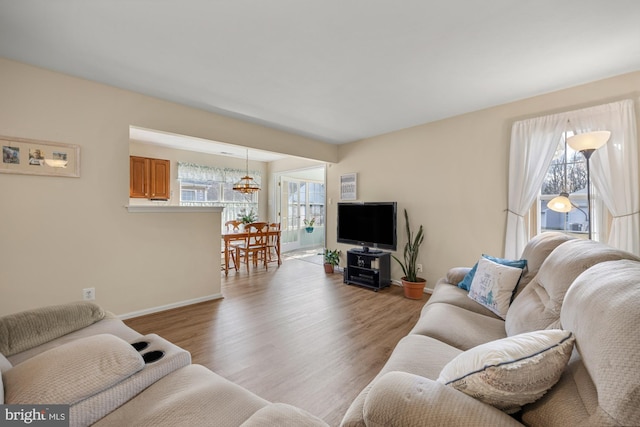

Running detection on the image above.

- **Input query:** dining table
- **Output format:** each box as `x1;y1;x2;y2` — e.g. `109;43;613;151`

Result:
222;228;282;275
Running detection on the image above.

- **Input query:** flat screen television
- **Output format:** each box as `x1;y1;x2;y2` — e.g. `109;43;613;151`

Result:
337;202;397;252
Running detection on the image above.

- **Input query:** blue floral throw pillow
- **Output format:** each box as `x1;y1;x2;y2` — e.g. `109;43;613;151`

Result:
458;254;527;291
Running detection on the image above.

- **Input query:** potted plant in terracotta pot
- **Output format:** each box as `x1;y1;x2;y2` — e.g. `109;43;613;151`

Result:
392;209;426;299
323;248;340;274
303;217;316;233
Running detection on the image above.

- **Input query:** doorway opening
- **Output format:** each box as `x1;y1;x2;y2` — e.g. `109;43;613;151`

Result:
275;166;326;255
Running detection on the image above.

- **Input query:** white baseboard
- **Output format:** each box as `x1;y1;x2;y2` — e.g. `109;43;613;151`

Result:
118;293;223;320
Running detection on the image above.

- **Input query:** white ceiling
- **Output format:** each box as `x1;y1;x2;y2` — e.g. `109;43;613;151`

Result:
1;1;640;145
130;126;289;162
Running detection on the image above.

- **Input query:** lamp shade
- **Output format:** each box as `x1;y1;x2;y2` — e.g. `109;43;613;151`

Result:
547;192;573;213
567;131;611;152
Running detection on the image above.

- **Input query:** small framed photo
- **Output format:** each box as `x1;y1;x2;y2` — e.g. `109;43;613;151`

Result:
340;173;357;201
1;135;80;178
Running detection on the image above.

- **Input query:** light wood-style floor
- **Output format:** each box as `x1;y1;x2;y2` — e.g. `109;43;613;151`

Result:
125;253;429;426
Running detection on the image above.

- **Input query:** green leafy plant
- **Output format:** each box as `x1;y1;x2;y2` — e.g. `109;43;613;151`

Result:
392;209;425;282
303;217;316;227
237;208;257;225
324;248;340;266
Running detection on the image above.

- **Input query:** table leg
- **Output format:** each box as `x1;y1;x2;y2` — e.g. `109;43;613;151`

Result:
224;239;230;275
277;234;282;265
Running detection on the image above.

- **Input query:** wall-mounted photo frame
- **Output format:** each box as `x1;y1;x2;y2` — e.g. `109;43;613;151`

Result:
0;135;80;178
340;173;357;200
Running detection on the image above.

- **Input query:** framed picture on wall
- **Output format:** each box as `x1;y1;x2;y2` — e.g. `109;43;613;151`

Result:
340;173;357;200
0;135;80;178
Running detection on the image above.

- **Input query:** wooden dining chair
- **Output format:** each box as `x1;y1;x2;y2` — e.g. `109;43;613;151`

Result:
267;222;281;263
221;220;242;271
225;220;242;232
234;222;269;272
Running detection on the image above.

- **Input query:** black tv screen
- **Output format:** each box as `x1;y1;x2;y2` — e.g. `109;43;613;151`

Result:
337;202;397;251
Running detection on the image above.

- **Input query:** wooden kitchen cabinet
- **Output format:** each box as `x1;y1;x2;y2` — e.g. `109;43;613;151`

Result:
129;156;170;200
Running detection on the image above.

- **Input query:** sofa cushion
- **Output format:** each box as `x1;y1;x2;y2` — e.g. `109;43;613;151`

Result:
411;303;507;351
437;329;575;414
94;364;272;427
7;312;143;366
445;267;472;286
523;259;640;426
71;333;191;427
340;334;462;427
3;334;144;405
0;301;105;356
468;258;525;319
505;239;640;336
362;371;524;427
514;232;573;298
458;255;527;291
426;280;501;318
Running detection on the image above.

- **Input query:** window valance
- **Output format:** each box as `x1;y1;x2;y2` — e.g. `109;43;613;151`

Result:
177;162;262;185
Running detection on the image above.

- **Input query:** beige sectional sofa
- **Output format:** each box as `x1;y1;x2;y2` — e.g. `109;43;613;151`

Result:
3;232;639;427
0;302;328;427
340;232;640;426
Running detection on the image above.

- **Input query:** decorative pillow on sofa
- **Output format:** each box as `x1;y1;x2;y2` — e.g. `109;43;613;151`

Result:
468;257;525;319
437;329;575;414
458;255;527;291
3;334;144;405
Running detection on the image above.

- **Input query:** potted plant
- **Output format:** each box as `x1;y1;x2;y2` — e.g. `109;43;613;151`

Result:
392;209;426;299
238;208;258;226
303;217;316;233
323;248;340;274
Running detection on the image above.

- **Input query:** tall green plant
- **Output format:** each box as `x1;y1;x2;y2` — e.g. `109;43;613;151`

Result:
392;209;425;282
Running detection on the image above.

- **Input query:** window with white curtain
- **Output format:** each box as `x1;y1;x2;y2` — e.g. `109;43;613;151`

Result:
505;99;639;258
177;162;260;227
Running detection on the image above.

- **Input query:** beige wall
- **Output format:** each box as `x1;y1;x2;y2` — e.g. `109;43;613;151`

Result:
329;72;640;290
0;58;336;316
2;56;638;313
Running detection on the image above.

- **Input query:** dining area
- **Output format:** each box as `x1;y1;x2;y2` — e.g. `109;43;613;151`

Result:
222;220;282;275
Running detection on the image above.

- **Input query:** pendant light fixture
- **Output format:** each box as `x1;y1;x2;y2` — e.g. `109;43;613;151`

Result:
547;130;574;213
233;149;261;194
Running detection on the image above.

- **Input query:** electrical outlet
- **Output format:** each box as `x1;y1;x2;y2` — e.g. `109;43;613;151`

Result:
83;287;95;301
416;264;423;273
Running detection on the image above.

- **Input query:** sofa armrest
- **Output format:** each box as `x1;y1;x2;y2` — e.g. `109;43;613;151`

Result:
446;267;472;286
362;371;522;427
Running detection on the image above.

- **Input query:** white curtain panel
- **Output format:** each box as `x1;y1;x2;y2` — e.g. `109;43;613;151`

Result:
505;116;565;259
505;99;639;258
568;100;639;255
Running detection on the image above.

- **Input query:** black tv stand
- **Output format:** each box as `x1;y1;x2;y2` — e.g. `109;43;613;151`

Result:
356;246;382;254
344;249;391;291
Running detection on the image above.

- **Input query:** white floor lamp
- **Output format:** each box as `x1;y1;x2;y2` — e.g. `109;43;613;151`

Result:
566;131;611;240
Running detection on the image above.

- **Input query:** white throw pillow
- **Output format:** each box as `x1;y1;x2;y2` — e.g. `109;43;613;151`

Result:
3;334;144;405
468;257;523;319
437;329;575;414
